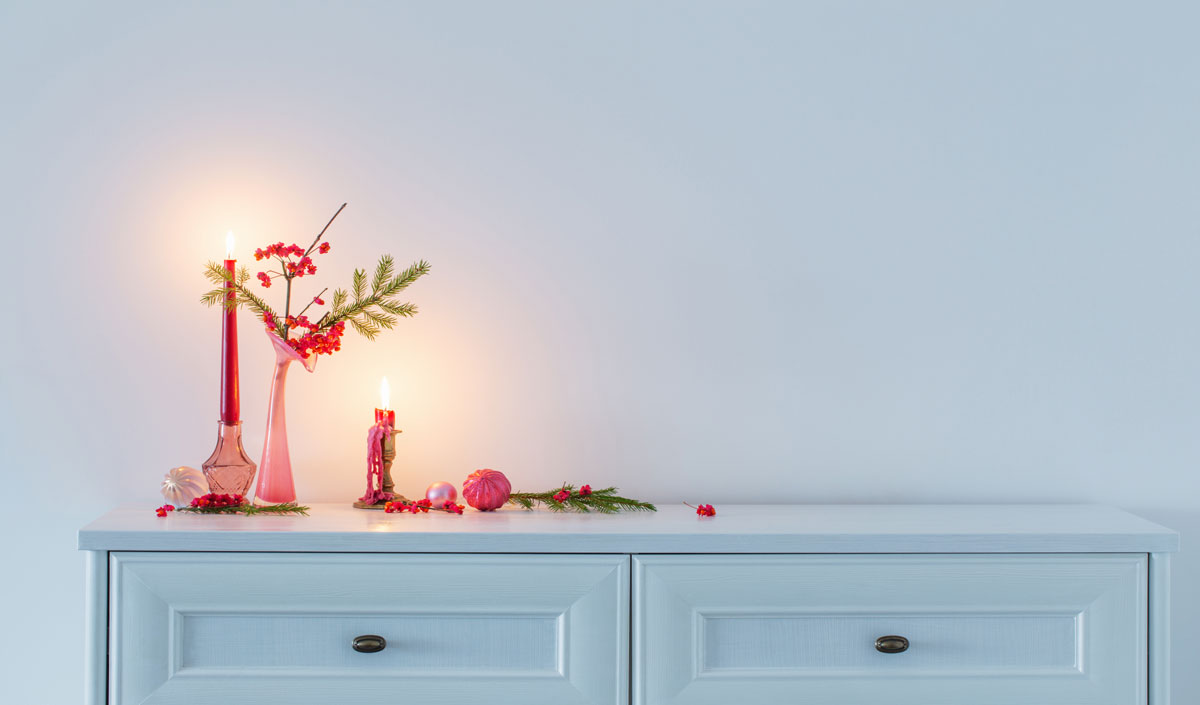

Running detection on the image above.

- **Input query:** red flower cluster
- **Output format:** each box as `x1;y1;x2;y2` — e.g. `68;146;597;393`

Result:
312;296;324;306
553;490;571;502
318;242;331;254
263;312;276;330
694;504;716;517
579;484;592;496
154;504;175;517
257;271;272;288
191;493;247;509
286;320;346;357
384;498;465;515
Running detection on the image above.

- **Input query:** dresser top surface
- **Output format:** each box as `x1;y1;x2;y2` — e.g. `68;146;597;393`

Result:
77;503;1178;553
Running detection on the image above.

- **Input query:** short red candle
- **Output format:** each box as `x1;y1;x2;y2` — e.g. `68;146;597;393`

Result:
375;377;394;427
374;408;395;427
219;239;240;424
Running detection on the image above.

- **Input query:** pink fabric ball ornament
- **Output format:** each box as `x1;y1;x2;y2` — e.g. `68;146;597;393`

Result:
462;469;511;511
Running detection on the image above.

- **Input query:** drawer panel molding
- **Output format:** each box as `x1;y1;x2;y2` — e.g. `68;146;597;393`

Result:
111;553;629;705
634;554;1146;705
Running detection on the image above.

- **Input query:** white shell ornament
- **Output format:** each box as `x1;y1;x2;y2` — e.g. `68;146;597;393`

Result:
161;466;208;505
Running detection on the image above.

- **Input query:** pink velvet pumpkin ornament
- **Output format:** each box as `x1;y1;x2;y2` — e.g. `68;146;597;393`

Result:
462;469;511;511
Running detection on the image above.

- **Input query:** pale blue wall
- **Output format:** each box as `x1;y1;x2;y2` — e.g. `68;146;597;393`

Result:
2;1;1197;700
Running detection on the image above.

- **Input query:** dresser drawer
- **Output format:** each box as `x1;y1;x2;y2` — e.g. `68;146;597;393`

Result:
110;552;628;705
633;554;1146;705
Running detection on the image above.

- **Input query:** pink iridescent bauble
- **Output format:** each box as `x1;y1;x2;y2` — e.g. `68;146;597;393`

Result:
462;469;511;511
425;481;458;506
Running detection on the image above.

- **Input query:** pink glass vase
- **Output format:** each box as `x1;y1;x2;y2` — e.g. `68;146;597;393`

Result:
254;330;317;505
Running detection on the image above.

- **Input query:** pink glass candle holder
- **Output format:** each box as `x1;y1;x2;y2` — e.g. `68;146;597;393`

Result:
202;421;256;496
254;330;317;505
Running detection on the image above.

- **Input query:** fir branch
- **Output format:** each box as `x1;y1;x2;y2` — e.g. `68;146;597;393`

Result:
330;288;348;313
175;502;309;516
507;484;656;513
200;288;228;307
378;300;418;317
348;316;380;340
323;257;429;338
371;254;395;295
200;261;281;330
386;260;431;295
362;308;398;330
204;260;233;285
352;268;367;301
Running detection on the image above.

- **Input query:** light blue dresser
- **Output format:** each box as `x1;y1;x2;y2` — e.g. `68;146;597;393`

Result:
79;504;1177;704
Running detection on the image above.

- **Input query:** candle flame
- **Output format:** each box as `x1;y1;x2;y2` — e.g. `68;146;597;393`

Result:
380;377;390;410
225;231;235;259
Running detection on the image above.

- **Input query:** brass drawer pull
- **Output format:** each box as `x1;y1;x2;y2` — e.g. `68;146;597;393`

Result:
352;635;387;653
875;635;909;654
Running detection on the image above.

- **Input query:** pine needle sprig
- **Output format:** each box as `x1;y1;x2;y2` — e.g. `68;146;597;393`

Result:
507;485;656;513
325;256;430;340
201;262;282;331
175;502;309;516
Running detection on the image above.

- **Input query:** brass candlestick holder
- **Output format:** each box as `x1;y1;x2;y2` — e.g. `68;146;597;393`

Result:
354;427;408;509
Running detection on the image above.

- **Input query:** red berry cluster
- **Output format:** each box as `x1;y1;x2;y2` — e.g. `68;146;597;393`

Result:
255;243;305;260
553;484;592;504
286;256;317;277
154;504;175;517
694;504;716;517
384;498;465;515
286;320;346;357
254;240;333;288
191;493;247;509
